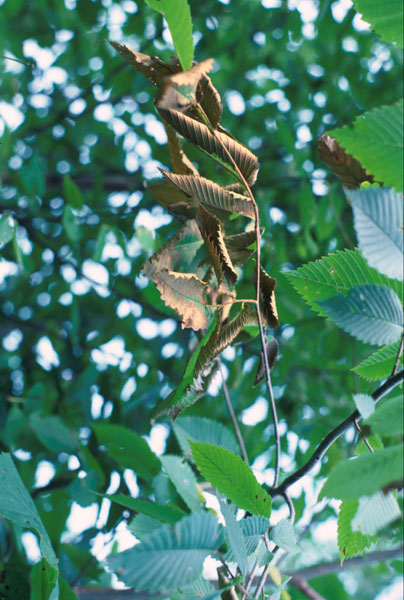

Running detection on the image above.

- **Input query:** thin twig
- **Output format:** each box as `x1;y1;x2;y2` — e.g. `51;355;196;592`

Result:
281;491;295;523
218;357;249;465
353;419;373;453
391;330;404;376
289;577;325;600
272;369;404;496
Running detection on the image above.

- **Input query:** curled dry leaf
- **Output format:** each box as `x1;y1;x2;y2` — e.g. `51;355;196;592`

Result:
198;74;223;128
255;265;279;328
110;42;179;85
318;135;375;189
147;181;198;221
164;121;199;175
154;270;211;330
156;58;214;111
254;337;279;386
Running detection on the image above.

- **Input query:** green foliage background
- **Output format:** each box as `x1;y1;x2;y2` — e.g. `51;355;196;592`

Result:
0;0;402;598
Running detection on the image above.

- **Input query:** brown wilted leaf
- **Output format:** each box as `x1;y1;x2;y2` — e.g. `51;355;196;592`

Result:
109;42;178;85
198;74;223;128
196;205;238;287
147;181;197;221
318;135;375;189
156;59;214;111
255;265;279;328
163;121;199;175
224;230;259;266
154;270;211;330
254;337;279;386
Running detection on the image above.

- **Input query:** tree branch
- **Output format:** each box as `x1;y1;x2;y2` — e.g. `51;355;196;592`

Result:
289;577;325;600
271;369;404;496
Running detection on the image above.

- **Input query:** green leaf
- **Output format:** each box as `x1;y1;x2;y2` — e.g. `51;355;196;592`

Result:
0;454;59;599
365;394;404;436
173;576;220;599
353;394;374;419
352;340;402;381
160;455;203;513
337;499;376;564
161;0;194;70
0;566;30;600
63;204;80;243
189;441;272;518
161;171;256;220
320;444;404;500
269;519;299;554
225;515;269;561
128;513;163;539
63;175;83;209
319;284;403;346
347;187;403;281
107;494;186;524
351;490;401;535
0;211;16;246
30;413;77;453
93;423;160;481
145;0;163;13
172;416;240;457
284;249;403;317
328;100;404;192
353;0;404;47
30;559;59;600
107;512;221;593
219;499;248;578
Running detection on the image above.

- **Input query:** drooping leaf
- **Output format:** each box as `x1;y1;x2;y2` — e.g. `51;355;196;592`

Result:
219;500;248;578
198;74;223;129
365;394;404;436
328;100;404;192
93;423;160;480
161;170;256;220
256;265;279;328
30;413;77;453
353;393;375;419
159;108;259;185
353;0;404;47
196;205;238;287
0;211;16;246
0;454;59;599
224;229;258;266
107;494;186;524
160;455;203;513
351;490;402;535
142;219;203;280
164;121;199;175
147;180;198;221
107;512;221;593
320;444;404;500
337;499;376;564
352;340;402;381
284;248;403;317
154;270;211;330
172;416;240;457
269;519;299;554
346;186;404;281
157;59;214;111
161;0;194;71
319;284;403;346
318;135;375;189
254;337;279;386
189;441;272;518
110;42;177;85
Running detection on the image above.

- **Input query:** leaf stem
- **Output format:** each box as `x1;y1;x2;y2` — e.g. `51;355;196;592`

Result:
391;330;404;376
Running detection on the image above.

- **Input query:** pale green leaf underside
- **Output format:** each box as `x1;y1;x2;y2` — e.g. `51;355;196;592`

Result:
320;443;404;500
337;499;376;563
353;0;404;47
284;248;402;318
353;393;374;419
219;500;248;578
172;416;240;457
160;455;203;513
107;512;221;593
162;0;194;70
347;187;403;281
269;518;299;554
351;490;402;535
352;340;402;381
328;100;404;192
0;211;16;245
365;394;404;436
190;441;272;518
319;284;403;346
225;515;269;561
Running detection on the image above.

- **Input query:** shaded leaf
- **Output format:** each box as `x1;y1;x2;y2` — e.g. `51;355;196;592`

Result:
254;337;279;386
197;205;238;287
320;444;404;500
110;42;177;85
269;519;299;554
328;100;404;192
161;0;194;71
164;120;199;175
63;205;80;243
160;108;259;185
107;494;186;524
351;490;401;535
162;170;256;220
147;180;198;221
190;441;272;518
160;455;203;513
319;284;403;346
352;340;402;381
347;186;404;281
142;219;203;280
172;416;240;457
0;211;16;246
255;265;279;328
365;394;404;436
30;413;77;453
353;0;403;47
157;59;214;111
145;0;163;13
318;135;374;189
198;74;223;128
337;499;376;564
224;229;258;266
63;175;83;209
154;270;211;330
107;513;221;593
128;514;163;540
226;515;269;561
219;500;248;578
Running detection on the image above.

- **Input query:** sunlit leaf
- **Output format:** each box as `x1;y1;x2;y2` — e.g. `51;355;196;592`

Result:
157;59;214;111
353;0;403;47
154;270;212;330
172;416;240;457
107;512;221;593
353;393;374;419
337;499;376;564
318;135;374;189
161;0;194;71
190;441;272;518
352;340;402;381
328;100;404;192
161;170;256;219
347;186;404;281
320;444;404;500
319;284;403;346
